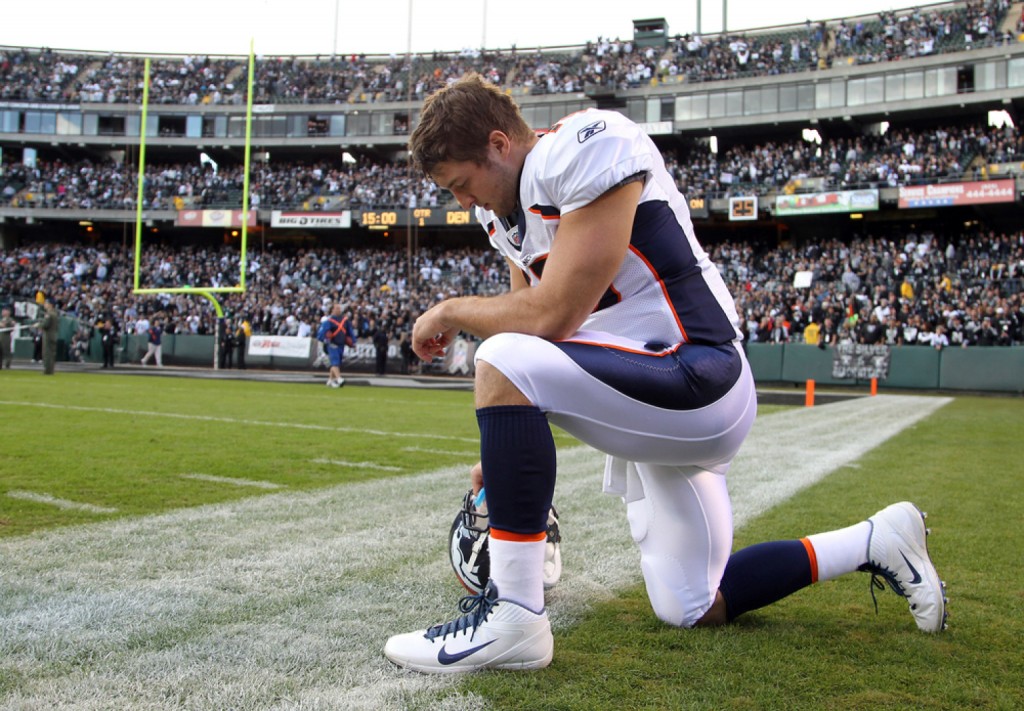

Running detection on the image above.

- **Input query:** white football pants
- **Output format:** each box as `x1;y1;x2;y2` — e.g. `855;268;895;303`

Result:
475;331;756;626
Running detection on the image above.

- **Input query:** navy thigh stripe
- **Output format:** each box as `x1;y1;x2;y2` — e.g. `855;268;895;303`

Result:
631;201;738;346
552;341;742;410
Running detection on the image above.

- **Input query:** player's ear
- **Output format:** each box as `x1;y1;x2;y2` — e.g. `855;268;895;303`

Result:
488;130;511;159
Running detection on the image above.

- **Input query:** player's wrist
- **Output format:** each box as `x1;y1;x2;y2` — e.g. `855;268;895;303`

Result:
434;297;465;334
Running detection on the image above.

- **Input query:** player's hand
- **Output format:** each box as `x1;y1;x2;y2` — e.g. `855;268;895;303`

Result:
411;302;458;361
469;461;483;495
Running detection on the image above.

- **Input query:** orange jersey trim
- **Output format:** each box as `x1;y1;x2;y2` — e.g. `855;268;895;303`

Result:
490;528;547;543
800;537;819;584
528;205;561;221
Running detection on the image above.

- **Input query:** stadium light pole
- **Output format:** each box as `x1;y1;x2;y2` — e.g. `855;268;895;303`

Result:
406;0;415;288
333;0;340;56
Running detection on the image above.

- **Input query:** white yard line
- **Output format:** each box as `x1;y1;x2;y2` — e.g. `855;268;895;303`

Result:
179;474;285;490
0;399;479;443
311;458;404;472
0;394;951;711
401;446;478;458
6;490;118;514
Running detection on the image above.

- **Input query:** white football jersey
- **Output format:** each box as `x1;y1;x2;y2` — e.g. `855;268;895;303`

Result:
475;109;742;347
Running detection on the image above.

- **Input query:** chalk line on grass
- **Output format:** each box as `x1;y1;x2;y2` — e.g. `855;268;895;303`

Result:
179;474;285;490
311;458;404;472
0;399;478;443
5;490;118;514
401;446;477;458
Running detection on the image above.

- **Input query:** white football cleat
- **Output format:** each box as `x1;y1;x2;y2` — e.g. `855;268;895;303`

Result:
384;581;553;673
860;501;948;633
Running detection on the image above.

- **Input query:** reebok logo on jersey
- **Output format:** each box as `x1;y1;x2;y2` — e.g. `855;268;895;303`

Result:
577;120;606;143
437;639;496;665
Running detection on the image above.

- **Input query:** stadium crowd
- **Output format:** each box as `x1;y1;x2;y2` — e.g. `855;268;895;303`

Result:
0;243;510;350
714;230;1022;347
2;227;1021;353
4;120;1021;210
1;156;441;211
0;0;1013;104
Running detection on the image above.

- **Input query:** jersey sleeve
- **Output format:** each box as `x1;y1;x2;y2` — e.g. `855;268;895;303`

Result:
540;114;654;216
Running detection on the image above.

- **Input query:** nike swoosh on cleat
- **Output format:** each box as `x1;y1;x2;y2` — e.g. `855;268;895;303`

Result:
437;639;497;665
899;551;923;584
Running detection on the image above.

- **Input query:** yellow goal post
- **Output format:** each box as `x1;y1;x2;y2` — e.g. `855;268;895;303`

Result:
131;43;257;365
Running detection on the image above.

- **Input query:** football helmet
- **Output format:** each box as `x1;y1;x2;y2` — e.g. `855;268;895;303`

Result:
449;488;562;594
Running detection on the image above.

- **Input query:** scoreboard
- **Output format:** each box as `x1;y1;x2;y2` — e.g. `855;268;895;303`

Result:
356;208;473;228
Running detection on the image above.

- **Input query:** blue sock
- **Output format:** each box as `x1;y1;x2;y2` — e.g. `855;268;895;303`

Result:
476;405;555;535
718;540;814;621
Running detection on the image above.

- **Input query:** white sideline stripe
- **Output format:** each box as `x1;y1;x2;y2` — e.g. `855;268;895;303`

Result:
0;394;951;710
179;474;284;490
401;446;477;458
0;399;478;443
6;490;118;514
311;458;403;472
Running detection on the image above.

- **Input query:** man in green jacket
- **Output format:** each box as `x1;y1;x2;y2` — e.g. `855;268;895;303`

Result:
40;300;59;375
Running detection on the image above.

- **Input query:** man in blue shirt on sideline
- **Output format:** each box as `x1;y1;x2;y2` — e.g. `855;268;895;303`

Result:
317;304;355;388
140;318;163;367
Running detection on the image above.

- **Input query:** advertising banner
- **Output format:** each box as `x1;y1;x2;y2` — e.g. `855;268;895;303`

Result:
897;179;1015;208
271;211;351;228
247;335;312;359
775;189;879;215
175;209;257;228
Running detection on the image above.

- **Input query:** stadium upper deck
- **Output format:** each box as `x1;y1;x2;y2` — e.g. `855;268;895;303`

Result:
1;0;1023;247
0;0;1013;104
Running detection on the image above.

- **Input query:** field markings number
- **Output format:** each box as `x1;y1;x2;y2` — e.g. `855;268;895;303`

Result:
0;399;478;443
0;395;950;710
179;474;285;490
6;490;118;514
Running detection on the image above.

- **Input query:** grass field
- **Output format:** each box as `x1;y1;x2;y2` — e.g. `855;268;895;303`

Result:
1;370;1022;710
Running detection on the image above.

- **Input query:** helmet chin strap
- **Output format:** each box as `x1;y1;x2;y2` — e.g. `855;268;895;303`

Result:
468;531;490;575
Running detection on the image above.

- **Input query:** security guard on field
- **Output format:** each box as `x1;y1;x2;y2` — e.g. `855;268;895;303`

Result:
39;298;59;375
